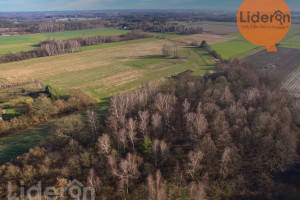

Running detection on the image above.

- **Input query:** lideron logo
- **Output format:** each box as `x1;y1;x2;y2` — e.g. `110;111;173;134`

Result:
237;0;291;52
239;10;290;25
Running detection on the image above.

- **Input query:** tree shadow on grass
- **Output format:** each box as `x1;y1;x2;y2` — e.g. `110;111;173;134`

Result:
30;44;40;48
0;121;54;165
136;55;165;59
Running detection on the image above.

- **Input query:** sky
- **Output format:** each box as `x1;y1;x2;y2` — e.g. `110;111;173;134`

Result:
0;0;299;12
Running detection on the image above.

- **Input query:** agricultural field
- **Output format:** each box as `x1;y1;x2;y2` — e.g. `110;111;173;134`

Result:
283;65;300;98
200;24;239;35
0;33;227;99
171;21;239;36
0;28;128;54
246;47;300;82
81;34;183;51
210;33;259;59
0;33;228;164
180;22;239;35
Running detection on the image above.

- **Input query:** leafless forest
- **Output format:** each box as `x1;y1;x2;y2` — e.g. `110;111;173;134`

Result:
1;58;299;199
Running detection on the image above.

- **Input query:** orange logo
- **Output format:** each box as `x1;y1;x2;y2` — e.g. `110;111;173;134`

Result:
237;0;291;52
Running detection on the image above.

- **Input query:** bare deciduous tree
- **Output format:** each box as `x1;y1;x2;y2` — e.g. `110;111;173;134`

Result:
87;110;99;141
219;147;240;178
186;150;204;180
220;86;235;106
147;170;167;200
173;42;179;58
119;129;128;151
151;112;162;137
160;140;168;166
182;98;191;114
189;182;207;200
185;111;208;140
161;43;171;57
108;153;143;194
151;113;162;129
154;93;177;133
87;168;102;193
152;139;160;167
139;110;150;137
97;134;111;155
151;139;168;167
127;118;137;152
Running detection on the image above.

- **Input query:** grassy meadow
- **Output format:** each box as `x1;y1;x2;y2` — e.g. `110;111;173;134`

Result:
210;32;260;59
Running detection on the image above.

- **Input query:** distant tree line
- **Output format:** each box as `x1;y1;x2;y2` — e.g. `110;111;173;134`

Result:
122;22;203;35
40;39;81;56
0;31;152;63
36;22;97;33
0;10;238;35
0;21;106;35
77;30;151;46
200;40;221;59
0;58;299;199
0;19;203;36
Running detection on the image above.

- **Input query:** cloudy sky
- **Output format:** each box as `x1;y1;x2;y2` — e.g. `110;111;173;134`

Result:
0;0;299;12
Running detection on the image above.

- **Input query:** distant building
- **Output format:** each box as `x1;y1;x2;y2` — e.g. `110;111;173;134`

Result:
120;24;128;30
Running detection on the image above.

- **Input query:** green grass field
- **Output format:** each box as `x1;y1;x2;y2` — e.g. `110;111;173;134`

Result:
44;47;215;99
0;122;54;165
210;24;300;59
210;33;259;59
0;28;128;54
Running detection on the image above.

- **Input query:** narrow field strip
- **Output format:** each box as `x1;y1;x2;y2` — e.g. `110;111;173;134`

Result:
283;65;300;98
